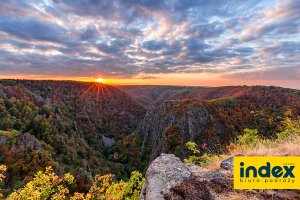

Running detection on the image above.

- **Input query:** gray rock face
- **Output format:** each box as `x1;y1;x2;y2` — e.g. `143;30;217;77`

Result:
21;133;43;151
79;159;91;183
140;154;192;200
185;163;204;173
102;135;116;147
220;154;244;170
192;170;227;181
136;101;225;164
0;89;7;99
27;90;43;101
0;136;10;146
0;133;43;152
140;154;227;200
45;98;52;108
84;101;95;113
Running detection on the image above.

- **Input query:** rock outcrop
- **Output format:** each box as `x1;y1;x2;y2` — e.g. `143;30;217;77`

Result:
141;153;299;200
102;135;116;147
0;89;7;99
136;101;226;164
220;154;244;170
27;90;43;101
45;98;52;108
0;133;43;152
19;133;43;151
79;159;91;183
140;154;226;200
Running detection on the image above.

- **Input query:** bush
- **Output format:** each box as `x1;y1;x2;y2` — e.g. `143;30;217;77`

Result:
0;165;144;200
237;128;260;148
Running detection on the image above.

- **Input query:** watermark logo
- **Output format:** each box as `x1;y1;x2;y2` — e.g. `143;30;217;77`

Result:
234;157;299;189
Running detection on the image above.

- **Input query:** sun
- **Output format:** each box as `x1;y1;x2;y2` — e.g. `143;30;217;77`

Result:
96;77;104;82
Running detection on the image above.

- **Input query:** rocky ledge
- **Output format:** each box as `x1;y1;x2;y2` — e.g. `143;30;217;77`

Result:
139;154;227;200
140;153;300;200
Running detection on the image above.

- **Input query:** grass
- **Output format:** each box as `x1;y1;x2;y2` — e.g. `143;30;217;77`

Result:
186;111;300;172
217;192;260;200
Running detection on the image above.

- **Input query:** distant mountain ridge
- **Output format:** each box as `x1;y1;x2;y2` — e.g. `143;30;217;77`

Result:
116;85;207;107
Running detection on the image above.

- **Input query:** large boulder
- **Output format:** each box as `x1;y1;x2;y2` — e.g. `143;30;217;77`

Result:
140;154;192;200
140;154;228;200
220;154;244;170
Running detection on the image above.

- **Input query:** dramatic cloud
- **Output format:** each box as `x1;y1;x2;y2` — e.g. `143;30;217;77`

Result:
0;0;299;84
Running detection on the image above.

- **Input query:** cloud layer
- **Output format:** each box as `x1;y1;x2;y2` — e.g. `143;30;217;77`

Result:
0;0;299;82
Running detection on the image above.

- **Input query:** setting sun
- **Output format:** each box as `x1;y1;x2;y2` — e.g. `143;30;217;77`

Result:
96;77;104;82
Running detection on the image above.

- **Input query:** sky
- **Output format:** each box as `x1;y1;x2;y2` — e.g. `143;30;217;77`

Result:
0;0;299;88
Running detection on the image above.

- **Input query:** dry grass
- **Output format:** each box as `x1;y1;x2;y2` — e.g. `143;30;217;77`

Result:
245;141;300;156
230;135;300;157
206;156;228;171
217;192;260;200
205;135;300;172
200;117;300;172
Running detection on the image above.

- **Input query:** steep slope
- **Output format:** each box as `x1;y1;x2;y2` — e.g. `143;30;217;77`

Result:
116;85;206;107
0;80;146;195
165;85;270;101
116;86;300;172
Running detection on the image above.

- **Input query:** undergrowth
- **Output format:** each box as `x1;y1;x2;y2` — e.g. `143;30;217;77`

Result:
185;110;300;171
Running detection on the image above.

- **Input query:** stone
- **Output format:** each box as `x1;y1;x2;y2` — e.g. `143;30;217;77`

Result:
220;154;244;170
45;98;52;108
193;170;227;181
21;133;43;151
139;153;192;200
184;163;227;181
0;133;43;154
28;90;43;101
185;163;205;173
0;89;7;99
79;159;91;183
0;136;10;146
102;135;116;147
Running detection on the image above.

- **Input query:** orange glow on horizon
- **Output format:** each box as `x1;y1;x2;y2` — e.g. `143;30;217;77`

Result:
95;77;104;82
1;73;299;89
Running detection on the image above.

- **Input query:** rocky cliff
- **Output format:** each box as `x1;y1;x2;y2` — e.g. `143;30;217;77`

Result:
136;100;226;163
0;132;43;152
0;89;7;99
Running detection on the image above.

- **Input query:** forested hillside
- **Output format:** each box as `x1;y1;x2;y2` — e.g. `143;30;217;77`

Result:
115;86;300;173
0;80;145;197
1;81;300;198
116;85;206;107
